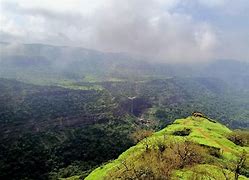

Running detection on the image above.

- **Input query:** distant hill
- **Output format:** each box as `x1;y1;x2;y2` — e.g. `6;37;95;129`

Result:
0;42;168;83
200;60;249;90
1;42;249;88
84;116;249;180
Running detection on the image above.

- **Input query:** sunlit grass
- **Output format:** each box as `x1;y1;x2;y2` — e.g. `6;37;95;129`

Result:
84;116;249;180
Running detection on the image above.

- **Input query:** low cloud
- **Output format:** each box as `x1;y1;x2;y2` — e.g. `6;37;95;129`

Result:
89;0;219;62
0;0;248;63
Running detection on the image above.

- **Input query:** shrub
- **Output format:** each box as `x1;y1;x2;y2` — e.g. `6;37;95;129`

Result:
131;129;154;143
106;141;206;179
200;144;222;158
131;129;154;151
173;128;191;136
228;130;249;147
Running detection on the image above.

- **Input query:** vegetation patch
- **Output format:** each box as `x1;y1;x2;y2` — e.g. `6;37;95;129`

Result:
200;144;222;158
104;141;205;179
228;130;249;147
172;128;191;136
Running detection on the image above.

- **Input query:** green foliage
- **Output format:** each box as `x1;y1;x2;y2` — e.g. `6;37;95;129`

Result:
0;79;135;180
85;117;249;180
0;134;54;180
172;128;191;136
228;130;249;147
0;123;135;180
102;78;249;129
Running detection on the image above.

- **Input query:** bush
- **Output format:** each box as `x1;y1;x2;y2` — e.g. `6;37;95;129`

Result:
228;130;249;147
208;147;222;158
173;128;191;136
106;141;206;179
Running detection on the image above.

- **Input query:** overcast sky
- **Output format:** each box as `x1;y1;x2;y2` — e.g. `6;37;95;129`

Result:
0;0;249;62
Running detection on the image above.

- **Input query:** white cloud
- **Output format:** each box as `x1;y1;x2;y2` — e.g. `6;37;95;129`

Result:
195;24;218;52
1;0;106;15
0;15;24;36
0;0;248;62
198;0;225;7
86;0;219;62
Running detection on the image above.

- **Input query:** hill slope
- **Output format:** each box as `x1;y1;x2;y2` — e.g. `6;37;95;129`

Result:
0;78;136;180
84;116;249;180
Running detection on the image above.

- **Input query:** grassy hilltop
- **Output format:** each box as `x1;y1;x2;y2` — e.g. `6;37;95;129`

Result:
79;116;249;180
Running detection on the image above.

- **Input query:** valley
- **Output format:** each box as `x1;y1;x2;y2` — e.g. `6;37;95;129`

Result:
0;43;249;179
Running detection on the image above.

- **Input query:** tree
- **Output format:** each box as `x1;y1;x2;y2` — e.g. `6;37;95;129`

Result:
234;151;247;180
170;141;204;168
131;129;154;151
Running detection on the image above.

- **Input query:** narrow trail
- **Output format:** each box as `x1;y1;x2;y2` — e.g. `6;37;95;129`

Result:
196;127;237;154
182;118;239;156
183;117;235;154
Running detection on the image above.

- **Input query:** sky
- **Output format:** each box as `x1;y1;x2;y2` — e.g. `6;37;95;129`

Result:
0;0;249;63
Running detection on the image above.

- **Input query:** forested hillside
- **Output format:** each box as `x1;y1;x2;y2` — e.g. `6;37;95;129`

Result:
0;79;136;179
100;78;249;128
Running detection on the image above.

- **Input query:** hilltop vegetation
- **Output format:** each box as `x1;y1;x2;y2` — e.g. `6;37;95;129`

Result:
85;117;249;180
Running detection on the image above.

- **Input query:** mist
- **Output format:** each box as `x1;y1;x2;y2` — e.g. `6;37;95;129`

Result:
1;0;249;63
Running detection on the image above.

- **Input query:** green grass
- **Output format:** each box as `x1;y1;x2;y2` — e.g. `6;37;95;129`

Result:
83;116;249;180
173;164;248;180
